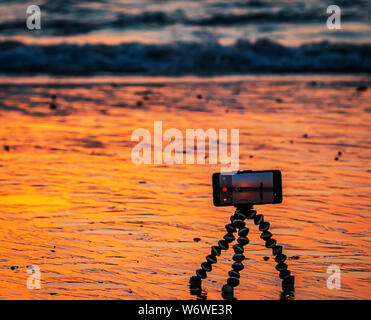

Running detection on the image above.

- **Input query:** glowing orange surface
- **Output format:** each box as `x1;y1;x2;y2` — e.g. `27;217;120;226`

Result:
0;75;370;299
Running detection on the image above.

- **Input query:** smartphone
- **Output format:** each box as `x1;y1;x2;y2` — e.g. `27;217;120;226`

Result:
212;170;282;206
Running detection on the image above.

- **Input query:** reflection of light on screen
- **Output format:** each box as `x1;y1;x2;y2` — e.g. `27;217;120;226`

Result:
232;172;273;189
233;191;273;204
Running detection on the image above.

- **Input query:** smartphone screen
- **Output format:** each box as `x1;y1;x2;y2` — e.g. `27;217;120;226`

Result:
213;170;282;206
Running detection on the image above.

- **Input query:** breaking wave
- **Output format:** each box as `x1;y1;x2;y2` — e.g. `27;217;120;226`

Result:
0;39;370;75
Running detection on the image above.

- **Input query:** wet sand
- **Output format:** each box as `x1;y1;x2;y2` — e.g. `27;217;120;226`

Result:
0;75;370;300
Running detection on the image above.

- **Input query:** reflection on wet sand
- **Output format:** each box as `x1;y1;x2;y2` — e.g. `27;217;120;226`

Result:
0;75;370;300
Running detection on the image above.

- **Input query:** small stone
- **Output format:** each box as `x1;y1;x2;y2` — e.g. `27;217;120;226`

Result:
3;145;10;151
249;155;253;158
193;237;201;242
263;256;269;261
302;133;308;138
136;101;143;107
338;151;342;156
288;256;300;260
276;98;283;103
138;181;147;184
10;266;18;270
196;94;203;99
356;85;367;92
51;249;55;252
334;157;339;161
50;292;57;295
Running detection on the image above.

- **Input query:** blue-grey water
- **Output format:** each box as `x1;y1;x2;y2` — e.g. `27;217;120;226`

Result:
0;0;370;75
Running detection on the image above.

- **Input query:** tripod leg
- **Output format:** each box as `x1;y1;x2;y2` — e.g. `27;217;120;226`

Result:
222;205;295;299
221;206;254;299
189;209;247;288
249;209;295;292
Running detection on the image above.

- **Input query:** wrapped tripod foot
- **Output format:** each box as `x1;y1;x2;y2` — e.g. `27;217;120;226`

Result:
221;284;234;300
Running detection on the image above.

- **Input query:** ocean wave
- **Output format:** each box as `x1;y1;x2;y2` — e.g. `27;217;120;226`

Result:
1;6;369;36
0;39;370;75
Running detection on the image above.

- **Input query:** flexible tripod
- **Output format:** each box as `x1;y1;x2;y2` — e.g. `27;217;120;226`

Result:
189;204;295;299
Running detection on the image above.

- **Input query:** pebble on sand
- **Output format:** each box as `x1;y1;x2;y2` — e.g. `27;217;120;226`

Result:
276;98;283;103
263;256;269;261
136;101;143;107
334;157;339;161
3;145;10;151
10;266;19;270
356;85;367;92
288;256;300;260
196;94;203;99
302;133;308;138
50;94;58;110
193;237;201;242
